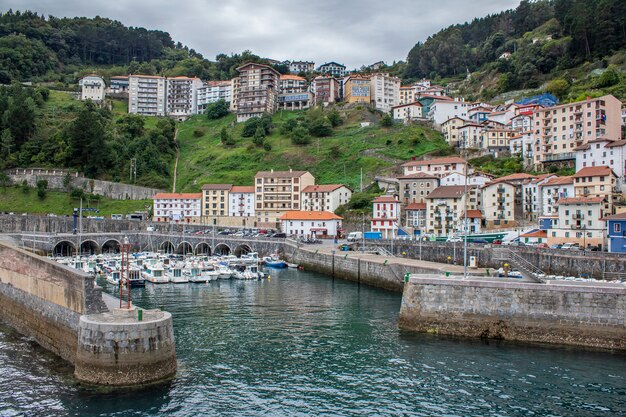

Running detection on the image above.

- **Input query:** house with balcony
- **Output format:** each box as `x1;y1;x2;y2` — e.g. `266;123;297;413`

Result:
312;76;340;104
440;172;493;187
228;186;255;226
404;202;427;235
318;62;347;78
575;138;626;192
522;174;556;221
441;117;467;146
231;63;280;122
425;185;478;237
128;75;167;116
392;101;423;123
547;197;609;249
572;166;619;210
397;173;439;204
481;181;516;229
79;75;106;101
301;184;352;212
603;212;626;253
371;196;401;239
152;193;202;223
400;156;468;178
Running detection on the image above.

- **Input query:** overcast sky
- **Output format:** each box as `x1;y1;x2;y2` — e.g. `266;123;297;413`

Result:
4;0;521;68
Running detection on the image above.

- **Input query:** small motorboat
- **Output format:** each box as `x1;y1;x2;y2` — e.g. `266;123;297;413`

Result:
263;256;287;269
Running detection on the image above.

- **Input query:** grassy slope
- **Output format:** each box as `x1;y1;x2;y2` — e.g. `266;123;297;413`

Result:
174;110;448;192
0;186;149;216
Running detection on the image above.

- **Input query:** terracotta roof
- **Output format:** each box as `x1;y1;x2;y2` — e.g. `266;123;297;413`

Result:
521;230;547;238
405;203;426;210
129;74;164;79
427;185;468;199
280;74;306;81
236;62;280;74
255;170;310;178
558;197;606;205
302;184;349;193
602;212;626;221
605;139;626;148
230;186;254;193
152;193;201;200
494;173;536;182
279;211;342;221
205;80;231;87
397;172;439;180
573;166;615;178
574;143;590;151
482;180;515;189
465;209;483;218
110;76;129;79
531;173;556;183
542;176;574;186
373;196;400;203
401;156;466;167
201;184;232;190
392;101;423;109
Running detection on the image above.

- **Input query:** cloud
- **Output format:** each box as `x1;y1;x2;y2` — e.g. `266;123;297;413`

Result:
2;0;521;68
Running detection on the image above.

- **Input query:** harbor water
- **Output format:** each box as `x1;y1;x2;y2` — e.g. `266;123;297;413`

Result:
0;268;624;416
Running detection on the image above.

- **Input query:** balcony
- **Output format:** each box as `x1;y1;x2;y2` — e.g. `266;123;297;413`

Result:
572;213;584;220
543;152;576;162
497;197;506;203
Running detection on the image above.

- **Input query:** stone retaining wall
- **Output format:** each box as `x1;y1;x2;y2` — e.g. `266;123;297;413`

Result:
399;277;626;350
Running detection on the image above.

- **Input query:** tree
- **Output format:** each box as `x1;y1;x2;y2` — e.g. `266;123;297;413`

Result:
36;179;47;200
596;66;620;88
327;110;343;127
205;99;230;119
546;78;570;99
290;126;311;145
1;129;13;159
66;102;111;177
380;114;393;127
242;117;260;137
220;126;234;146
252;125;265;146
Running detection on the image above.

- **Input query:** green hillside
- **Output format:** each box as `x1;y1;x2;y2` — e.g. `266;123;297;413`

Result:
174;107;448;192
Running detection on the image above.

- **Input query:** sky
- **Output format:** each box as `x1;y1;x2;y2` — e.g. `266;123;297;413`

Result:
3;0;521;69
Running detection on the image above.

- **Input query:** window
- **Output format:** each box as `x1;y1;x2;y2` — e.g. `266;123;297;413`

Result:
615;223;622;233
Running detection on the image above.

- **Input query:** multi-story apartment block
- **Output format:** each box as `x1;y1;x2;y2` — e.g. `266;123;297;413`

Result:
166;76;203;119
371;196;401;239
479;128;519;155
440;172;493;187
397;173;439;204
428;98;468;125
317;62;347;78
201;184;232;224
370;73;400;113
404;202;427;231
254;170;315;228
312;76;340;104
510;113;533;133
572;166;618;210
392;102;423;122
280;211;342;238
289;61;315;74
79;75;106;101
278;74;312;110
129;75;166;116
344;75;371;105
301;185;352;212
539;176;574;218
441;117;466;146
522;174;556;221
509;132;535;168
108;76;129;95
196;81;232;114
399;86;415;104
425;186;478;236
152;193;202;223
547;197;609;249
458;122;483;148
533;94;623;169
280;74;307;93
232;63;280;122
401;156;468;178
481;181;516;228
575;138;626;192
228;186;255;226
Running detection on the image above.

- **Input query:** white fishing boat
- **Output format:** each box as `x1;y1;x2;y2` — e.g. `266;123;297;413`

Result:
142;262;168;284
201;263;220;281
167;263;188;283
106;269;121;285
217;264;233;279
187;264;210;283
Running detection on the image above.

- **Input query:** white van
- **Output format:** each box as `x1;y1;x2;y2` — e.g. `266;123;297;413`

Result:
347;232;363;242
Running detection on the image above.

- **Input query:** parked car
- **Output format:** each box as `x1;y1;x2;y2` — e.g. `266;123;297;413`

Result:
537;243;549;249
587;245;601;251
347;232;363;242
472;239;489;244
446;236;462;243
271;233;287;238
561;242;580;250
549;244;562;249
217;230;231;235
492;239;503;245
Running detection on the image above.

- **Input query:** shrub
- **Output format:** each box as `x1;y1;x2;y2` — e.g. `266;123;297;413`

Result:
193;127;206;138
380;114;393;127
290;126;311;145
205;99;230;119
263;141;272;151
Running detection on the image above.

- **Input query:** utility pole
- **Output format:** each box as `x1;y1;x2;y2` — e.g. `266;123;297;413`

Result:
463;140;468;279
360;168;363;192
130;158;137;183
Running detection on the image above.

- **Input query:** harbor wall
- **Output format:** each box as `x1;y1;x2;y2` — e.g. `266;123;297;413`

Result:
399;277;626;350
0;243;106;362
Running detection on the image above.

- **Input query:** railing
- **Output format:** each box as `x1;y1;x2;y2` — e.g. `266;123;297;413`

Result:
493;247;545;283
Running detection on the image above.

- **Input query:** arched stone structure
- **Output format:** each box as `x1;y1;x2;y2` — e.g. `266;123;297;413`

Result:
214;243;231;256
79;240;100;255
195;242;211;255
160;241;175;254
101;239;121;254
53;240;76;257
234;244;252;257
177;241;193;255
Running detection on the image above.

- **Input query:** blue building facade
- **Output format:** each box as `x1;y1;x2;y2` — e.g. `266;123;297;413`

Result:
605;213;626;253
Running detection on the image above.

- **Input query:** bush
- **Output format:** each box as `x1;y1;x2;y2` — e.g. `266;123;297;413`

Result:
205;99;230;119
380;114;393;127
70;187;84;199
545;78;570;99
193;127;207;138
290;126;311;145
263;141;272;151
241;117;260;137
253;125;265;146
595;66;620;88
327;110;343;127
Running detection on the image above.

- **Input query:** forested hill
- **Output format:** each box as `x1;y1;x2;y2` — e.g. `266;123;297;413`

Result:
404;0;626;98
0;10;273;83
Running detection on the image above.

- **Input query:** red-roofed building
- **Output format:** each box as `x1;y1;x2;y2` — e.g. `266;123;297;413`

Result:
425;186;480;236
280;211;342;238
575;138;626;193
152;193;202;223
547;196;611;249
520;229;547;244
371;196;401;238
572;166;618;209
229;186;255;221
400;156;468;178
405;202;427;231
481;181;517;229
301;184;352;212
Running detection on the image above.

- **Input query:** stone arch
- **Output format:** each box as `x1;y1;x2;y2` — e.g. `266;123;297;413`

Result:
195;242;211;255
79;240;99;255
101;239;121;254
160;241;175;254
234;244;252;257
214;243;231;256
177;241;193;255
53;240;76;257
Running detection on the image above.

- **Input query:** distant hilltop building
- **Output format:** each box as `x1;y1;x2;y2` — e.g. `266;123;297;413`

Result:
231;63;280;122
289;61;315;74
79;75;106;102
108;76;129;95
317;62;347;78
196;80;232;114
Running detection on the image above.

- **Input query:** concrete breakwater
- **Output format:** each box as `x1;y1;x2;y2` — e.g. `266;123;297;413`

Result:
0;243;177;385
399;276;626;351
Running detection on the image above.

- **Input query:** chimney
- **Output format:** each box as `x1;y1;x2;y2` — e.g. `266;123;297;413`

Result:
412;156;417;161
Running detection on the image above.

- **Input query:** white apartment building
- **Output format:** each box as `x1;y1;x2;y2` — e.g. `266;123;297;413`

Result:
547;197;609;248
255;170;316;228
392;102;423;122
317;62;347;78
371;196;401;239
440;172;492;187
196;81;232;114
280;211;342;238
152;193;202;223
522;174;556;221
538;176;574;217
370;73;400;113
510;114;533;133
401;156;468;178
458;122;483;148
575;138;626;192
79;75;106;101
129;75;166;116
166;76;203;118
428;98;468;125
228;186;255;217
289;61;315;74
301;185;352;212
